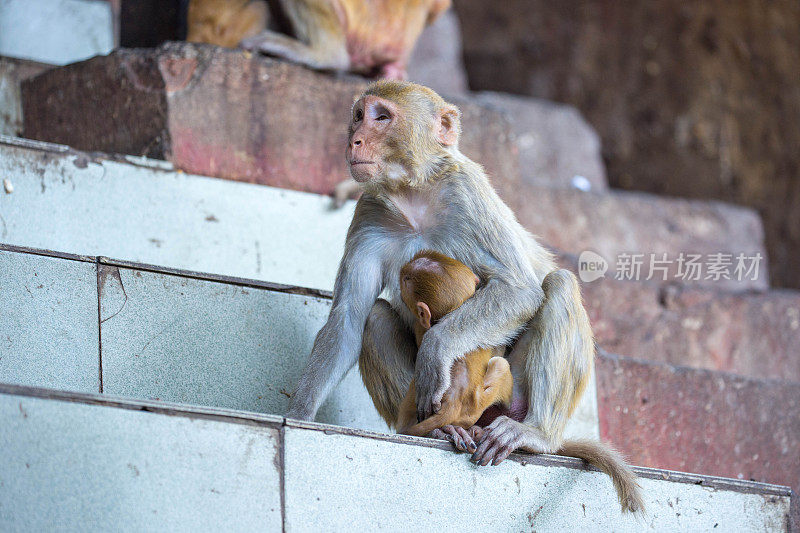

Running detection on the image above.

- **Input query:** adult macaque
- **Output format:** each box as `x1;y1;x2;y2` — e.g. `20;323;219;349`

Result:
239;0;451;79
395;250;513;441
287;81;643;513
187;0;268;48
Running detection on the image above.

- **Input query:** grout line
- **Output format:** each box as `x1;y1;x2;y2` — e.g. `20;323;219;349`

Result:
95;259;103;393
0;243;332;300
280;423;287;533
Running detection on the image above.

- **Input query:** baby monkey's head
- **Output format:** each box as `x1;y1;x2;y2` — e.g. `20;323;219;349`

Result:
400;250;480;330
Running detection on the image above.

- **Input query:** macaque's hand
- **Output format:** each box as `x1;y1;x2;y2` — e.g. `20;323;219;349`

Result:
414;329;451;421
428;425;482;453
470;416;553;466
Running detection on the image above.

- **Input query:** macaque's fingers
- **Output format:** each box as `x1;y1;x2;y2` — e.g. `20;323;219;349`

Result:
471;432;496;464
472;418;514;464
467;425;484;443
484;415;509;433
453;425;477;453
477;443;504;467
427;428;449;441
491;445;515;466
439;425;472;452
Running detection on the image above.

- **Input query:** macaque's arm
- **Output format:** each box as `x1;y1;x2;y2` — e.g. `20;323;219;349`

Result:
414;201;544;420
287;230;383;420
414;272;543;420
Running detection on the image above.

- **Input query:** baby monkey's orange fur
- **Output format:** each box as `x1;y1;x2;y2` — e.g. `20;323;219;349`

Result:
396;251;513;437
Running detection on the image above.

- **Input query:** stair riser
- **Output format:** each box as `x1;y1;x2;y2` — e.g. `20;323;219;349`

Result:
0;245;598;439
0;386;792;532
20;43;520;198
598;353;800;490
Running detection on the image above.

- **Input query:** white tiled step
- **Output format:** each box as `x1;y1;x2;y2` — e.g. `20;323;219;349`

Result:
0;384;792;532
0;0;113;65
0;243;598;438
0;135;354;292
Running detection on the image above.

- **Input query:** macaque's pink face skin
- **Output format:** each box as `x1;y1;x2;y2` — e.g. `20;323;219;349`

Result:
346;95;399;183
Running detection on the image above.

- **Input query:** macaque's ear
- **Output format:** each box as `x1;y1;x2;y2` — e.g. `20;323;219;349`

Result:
436;105;461;146
473;273;481;287
416;302;432;329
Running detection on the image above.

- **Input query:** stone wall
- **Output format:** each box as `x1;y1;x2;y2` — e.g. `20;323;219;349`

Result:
454;0;800;288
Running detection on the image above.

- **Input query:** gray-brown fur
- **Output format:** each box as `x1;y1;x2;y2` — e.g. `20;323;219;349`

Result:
287;80;643;513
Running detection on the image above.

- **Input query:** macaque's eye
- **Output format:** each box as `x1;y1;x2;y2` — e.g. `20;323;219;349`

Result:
354;108;363;122
371;104;393;123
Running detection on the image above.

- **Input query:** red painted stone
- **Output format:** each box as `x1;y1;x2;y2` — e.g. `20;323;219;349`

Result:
571;269;800;381
21;42;520;197
596;352;800;490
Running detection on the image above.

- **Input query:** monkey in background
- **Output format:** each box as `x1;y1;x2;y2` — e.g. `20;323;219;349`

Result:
286;80;644;513
187;0;449;79
187;0;268;48
394;250;514;443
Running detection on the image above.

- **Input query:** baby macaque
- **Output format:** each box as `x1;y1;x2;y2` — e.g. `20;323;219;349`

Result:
395;251;513;446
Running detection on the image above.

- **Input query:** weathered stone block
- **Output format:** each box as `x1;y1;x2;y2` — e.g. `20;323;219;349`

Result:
596;352;800;492
407;10;469;96
475;91;608;191
581;276;800;381
21;42;520;196
454;0;800;290
512;186;768;290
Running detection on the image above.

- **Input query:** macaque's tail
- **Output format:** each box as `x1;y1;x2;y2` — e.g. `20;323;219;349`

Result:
558;439;645;515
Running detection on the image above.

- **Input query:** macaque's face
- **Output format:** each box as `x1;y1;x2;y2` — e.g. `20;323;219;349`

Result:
346;95;402;183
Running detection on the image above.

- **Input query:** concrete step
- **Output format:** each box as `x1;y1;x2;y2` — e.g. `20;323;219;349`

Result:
3;243;799;507
510;185;768;291
1;131;768;293
2;51;606;195
0;136;354;291
474;91;608;191
582;273;800;382
0;242;598;440
0;0;113;66
0;136;789;377
0;383;793;532
0;243;379;433
597;352;800;497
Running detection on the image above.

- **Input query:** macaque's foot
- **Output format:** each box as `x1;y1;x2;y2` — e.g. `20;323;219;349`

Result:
471;416;553;466
428;425;477;453
467;425;484;443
